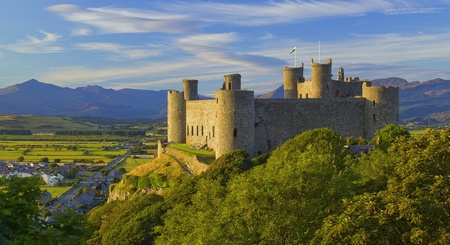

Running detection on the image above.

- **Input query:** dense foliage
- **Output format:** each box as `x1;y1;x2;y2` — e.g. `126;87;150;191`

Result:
0;176;92;244
8;125;449;244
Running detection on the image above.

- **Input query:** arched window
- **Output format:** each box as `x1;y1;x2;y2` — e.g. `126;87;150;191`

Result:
233;128;237;137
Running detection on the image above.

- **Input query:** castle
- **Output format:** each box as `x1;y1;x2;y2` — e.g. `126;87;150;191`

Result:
167;58;399;159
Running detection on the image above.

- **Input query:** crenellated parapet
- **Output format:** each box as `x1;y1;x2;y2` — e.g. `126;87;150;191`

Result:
222;74;242;90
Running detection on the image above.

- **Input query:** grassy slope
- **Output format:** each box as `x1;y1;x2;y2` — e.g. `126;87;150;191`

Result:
0;115;98;133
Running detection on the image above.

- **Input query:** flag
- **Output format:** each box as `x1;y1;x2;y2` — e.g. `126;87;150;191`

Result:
289;46;296;54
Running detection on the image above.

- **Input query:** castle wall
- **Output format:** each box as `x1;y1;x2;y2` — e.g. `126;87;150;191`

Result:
167;90;186;143
183;79;199;101
215;90;254;159
363;83;399;138
283;66;303;98
185;100;216;147
253;98;366;154
329;80;365;98
311;58;332;98
297;81;313;99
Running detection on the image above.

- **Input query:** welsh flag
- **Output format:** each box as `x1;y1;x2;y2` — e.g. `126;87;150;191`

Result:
290;46;296;54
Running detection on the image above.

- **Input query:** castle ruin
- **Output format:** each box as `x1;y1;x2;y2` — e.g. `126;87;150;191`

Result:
168;58;399;159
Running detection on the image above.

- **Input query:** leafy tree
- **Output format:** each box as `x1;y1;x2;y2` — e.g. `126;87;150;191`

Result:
0;176;92;244
17;156;24;162
88;195;165;245
370;124;410;151
313;128;450;244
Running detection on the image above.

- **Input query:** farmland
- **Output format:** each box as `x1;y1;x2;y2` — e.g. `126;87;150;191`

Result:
0;140;128;163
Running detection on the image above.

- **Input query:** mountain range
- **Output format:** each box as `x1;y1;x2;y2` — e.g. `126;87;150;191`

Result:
0;78;449;126
0;79;167;119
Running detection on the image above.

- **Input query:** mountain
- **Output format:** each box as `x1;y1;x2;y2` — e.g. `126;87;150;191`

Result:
258;78;450;126
0;79;168;119
1;78;449;125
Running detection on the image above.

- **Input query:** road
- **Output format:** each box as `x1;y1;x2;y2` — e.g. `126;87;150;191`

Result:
47;152;129;211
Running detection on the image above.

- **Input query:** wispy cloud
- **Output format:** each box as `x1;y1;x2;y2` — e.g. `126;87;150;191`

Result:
383;7;447;15
71;27;91;36
47;4;203;34
177;33;286;72
74;42;160;60
1;30;63;54
161;0;397;26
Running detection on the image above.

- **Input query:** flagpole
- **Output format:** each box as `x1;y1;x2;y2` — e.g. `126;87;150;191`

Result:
318;41;321;63
295;48;297;67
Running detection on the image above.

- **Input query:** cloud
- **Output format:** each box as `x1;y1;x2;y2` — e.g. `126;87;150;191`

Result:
177;33;286;73
1;31;63;54
161;0;397;26
71;27;92;36
47;4;203;34
74;42;160;60
383;7;447;15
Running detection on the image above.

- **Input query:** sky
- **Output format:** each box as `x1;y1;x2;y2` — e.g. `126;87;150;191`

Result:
1;0;450;96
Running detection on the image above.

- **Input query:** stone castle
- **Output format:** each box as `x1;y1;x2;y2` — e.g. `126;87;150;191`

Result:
167;58;399;159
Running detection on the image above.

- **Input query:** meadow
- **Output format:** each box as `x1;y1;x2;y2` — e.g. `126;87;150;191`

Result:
115;157;151;172
0;140;128;163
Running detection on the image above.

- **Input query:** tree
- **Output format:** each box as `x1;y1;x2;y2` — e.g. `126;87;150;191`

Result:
40;157;50;163
0;176;92;244
17;156;24;162
370;124;410;151
313;128;450;244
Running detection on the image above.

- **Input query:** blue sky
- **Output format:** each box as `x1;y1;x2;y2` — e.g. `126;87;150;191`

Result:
1;0;450;95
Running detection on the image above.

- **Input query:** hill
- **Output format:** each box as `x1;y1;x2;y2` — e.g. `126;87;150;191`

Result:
1;77;449;126
0;115;99;133
0;79;167;119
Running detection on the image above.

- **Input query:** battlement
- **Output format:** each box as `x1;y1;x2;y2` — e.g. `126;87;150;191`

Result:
223;74;242;90
168;89;182;95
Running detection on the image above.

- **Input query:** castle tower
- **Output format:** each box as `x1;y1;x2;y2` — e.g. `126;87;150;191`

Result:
167;90;186;143
338;67;344;82
283;65;304;99
222;74;241;90
183;79;199;101
362;82;399;139
311;58;332;98
215;74;254;159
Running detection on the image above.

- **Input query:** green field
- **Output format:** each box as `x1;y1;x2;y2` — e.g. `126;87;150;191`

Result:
0;140;127;163
42;186;70;198
168;144;215;164
0;115;98;133
115;157;151;172
409;129;426;137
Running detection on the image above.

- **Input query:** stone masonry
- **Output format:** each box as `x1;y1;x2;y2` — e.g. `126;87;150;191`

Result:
168;58;399;159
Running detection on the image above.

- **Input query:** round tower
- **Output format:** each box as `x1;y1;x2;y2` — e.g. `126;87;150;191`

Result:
283;65;304;99
311;58;332;98
223;74;241;90
167;90;186;143
214;88;254;159
182;79;199;101
362;83;399;139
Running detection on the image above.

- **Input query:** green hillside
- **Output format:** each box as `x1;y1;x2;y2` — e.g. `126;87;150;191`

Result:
0;115;98;133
